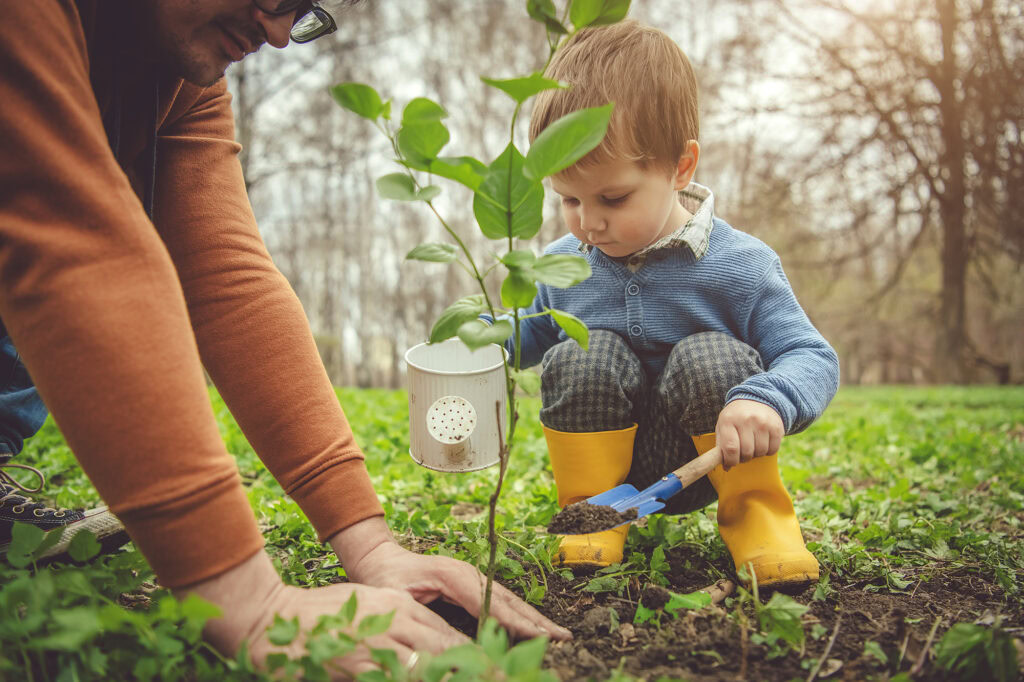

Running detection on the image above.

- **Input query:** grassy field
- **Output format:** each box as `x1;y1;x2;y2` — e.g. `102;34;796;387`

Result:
2;386;1022;680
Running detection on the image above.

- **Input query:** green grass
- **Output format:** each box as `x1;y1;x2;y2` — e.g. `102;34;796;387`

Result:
2;386;1022;680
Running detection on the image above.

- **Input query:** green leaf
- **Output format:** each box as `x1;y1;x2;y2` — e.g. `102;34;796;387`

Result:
532;254;591;288
501;270;538;309
986;632;1020;682
501;249;540;308
7;521;45;567
665;590;712;614
341;592;359;626
501;636;548;675
31;524;67;559
511;368;541;395
569;0;630;29
501;249;538;269
524;104;614;180
402;97;447;124
757;592;808;648
478;618;509;660
356;611;395;638
633;603;658;625
67;529;101;562
417;185;442;202
133;657;158;682
527;0;569;34
180;593;222;624
474;143;544;240
267;614;300;646
31;607;102;650
481;71;566;104
429;295;487;343
376;173;418;201
398;119;450;165
583;575;621;593
936;622;1019;681
429;156;486;191
330;83;385;120
425;644;492;677
407;243;458;263
356;671;389;682
368;648;403;679
549;308;589;350
179;594;221;643
457;319;513;350
863;640;888;665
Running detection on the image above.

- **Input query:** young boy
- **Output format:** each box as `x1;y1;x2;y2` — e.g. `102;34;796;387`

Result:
515;20;840;588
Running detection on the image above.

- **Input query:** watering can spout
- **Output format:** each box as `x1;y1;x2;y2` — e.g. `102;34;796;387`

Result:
426;395;477;466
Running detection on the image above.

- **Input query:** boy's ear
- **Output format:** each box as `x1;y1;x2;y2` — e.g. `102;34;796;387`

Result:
672;140;700;190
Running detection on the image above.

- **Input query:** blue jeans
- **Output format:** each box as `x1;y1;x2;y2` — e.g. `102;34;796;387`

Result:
0;318;49;464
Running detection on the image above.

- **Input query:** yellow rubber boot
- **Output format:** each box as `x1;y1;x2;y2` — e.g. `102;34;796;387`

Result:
696;433;819;588
545;424;637;567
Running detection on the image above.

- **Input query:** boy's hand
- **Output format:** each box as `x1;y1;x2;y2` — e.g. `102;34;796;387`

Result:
715;399;784;470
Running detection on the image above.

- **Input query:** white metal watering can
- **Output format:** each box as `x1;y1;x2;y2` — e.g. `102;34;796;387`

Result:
405;338;508;472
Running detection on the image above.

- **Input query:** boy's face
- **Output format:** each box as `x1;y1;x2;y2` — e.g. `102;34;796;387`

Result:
550;154;695;259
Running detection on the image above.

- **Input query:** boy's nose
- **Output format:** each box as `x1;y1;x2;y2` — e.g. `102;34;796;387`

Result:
579;206;605;232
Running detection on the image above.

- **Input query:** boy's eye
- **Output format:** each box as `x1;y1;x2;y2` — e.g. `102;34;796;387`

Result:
560;197;579;207
602;194;629;205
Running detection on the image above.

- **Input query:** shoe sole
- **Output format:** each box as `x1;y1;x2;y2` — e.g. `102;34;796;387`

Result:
0;507;131;563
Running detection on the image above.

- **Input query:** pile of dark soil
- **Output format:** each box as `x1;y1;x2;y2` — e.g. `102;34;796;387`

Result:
547;503;638;535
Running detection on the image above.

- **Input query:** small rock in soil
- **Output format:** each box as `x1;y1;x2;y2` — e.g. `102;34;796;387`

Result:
640;584;672;610
581;606;618;636
547;502;637;534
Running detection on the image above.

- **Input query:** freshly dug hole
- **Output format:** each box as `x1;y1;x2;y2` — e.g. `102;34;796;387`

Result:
547;502;637;534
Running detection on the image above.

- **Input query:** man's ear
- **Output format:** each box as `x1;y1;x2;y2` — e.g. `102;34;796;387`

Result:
672;140;700;190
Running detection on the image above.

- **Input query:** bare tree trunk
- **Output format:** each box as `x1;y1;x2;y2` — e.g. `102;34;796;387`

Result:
935;0;969;382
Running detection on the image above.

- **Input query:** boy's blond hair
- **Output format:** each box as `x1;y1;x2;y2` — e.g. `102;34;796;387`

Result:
529;19;699;176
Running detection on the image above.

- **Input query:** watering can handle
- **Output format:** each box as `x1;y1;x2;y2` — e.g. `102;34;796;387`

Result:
669;446;722;488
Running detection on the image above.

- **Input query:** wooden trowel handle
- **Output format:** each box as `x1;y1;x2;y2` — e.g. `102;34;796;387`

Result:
670;446;722;488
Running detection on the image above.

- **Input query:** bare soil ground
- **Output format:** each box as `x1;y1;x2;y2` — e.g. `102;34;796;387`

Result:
428;544;1023;681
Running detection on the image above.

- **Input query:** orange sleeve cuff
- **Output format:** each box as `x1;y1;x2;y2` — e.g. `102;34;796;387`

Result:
287;457;385;544
116;470;265;589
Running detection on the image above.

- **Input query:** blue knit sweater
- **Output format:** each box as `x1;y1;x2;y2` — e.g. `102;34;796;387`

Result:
508;211;840;435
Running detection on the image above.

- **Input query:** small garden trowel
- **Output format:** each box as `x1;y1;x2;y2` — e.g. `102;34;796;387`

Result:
563;446;723;533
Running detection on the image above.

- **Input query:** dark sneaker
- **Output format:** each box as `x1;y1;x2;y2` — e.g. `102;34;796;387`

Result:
0;462;130;561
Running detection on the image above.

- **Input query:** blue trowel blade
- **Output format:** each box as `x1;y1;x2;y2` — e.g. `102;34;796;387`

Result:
586;484;640;507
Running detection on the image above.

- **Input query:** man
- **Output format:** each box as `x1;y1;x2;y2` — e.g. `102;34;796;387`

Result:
0;0;570;673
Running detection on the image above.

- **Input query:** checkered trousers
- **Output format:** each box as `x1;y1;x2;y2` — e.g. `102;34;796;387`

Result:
539;330;764;514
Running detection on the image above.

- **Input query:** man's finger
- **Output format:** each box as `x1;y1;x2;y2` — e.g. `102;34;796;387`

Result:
388;611;470;653
361;639;415;665
489;581;572;641
421;560;570;642
400;596;472;649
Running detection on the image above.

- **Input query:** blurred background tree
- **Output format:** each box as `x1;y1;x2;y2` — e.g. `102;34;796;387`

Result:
228;0;1023;387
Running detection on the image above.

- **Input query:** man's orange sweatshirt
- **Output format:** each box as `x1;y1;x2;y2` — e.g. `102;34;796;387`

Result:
0;0;384;587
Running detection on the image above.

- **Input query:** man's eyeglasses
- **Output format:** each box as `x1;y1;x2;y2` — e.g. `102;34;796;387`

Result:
253;0;340;44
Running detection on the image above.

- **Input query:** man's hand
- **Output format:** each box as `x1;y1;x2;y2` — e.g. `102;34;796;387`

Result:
715;399;784;470
174;550;468;679
330;516;571;643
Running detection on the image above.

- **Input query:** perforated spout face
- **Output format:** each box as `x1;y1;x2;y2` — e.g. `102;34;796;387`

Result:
426;396;477;444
